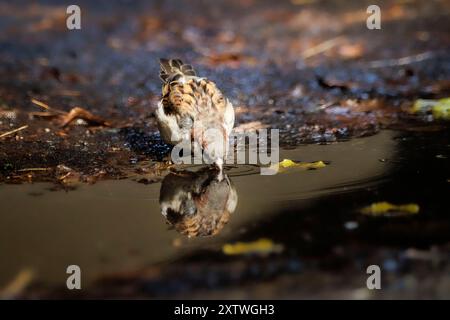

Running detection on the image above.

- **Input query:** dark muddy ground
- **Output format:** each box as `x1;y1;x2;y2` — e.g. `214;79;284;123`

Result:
0;0;450;299
1;0;449;184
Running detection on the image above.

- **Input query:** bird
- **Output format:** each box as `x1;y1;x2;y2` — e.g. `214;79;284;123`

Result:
159;167;238;237
155;58;234;176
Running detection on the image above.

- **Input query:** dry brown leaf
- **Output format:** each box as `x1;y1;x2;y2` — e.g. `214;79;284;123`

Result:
61;107;110;127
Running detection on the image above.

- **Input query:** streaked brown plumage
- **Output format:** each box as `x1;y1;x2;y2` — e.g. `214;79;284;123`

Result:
159;168;238;237
155;59;235;173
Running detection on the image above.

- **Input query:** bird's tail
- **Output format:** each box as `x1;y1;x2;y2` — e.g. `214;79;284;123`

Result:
159;58;196;83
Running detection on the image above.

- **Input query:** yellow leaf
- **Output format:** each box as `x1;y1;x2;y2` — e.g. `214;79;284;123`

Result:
432;98;450;120
0;268;34;299
411;98;450;120
268;158;327;173
360;201;420;216
222;238;283;255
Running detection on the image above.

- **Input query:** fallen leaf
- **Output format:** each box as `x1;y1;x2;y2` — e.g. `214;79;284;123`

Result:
411;98;450;120
338;43;364;59
360;201;420;216
61;107;110;127
55;164;80;186
268;158;327;173
222;238;283;256
0;268;34;299
31;99;110;127
200;52;257;68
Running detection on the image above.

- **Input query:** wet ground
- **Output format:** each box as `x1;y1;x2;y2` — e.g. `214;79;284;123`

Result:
0;0;450;299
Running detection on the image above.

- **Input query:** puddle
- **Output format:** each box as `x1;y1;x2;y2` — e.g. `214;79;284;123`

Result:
1;0;449;298
0;131;397;288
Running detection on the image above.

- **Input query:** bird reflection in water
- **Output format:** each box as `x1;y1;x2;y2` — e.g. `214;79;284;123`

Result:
159;168;238;237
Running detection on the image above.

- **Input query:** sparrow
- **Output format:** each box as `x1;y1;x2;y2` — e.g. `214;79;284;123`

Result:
155;59;235;174
159;167;238;237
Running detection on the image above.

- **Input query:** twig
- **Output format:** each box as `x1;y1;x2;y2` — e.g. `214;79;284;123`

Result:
31;99;66;115
366;51;436;68
17;168;51;172
302;36;345;59
0;125;28;138
318;101;337;110
31;98;50;110
58;172;72;180
29;111;60;118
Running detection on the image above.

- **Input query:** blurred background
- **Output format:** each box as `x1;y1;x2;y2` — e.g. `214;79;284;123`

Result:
0;0;449;299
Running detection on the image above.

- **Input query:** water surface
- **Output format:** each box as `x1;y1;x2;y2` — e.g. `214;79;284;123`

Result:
0;131;396;287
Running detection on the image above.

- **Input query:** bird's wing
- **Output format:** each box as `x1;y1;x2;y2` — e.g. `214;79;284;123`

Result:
159;58;196;84
161;78;227;124
159;59;232;155
159;58;227;117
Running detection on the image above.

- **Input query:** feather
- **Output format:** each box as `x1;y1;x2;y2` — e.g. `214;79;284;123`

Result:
159;58;197;83
156;59;235;170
